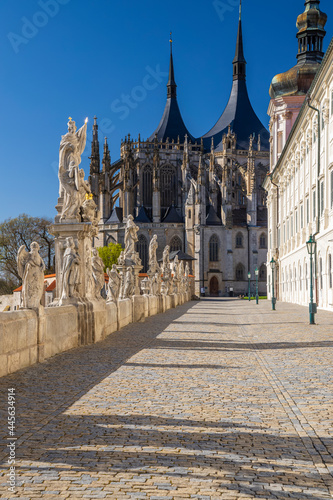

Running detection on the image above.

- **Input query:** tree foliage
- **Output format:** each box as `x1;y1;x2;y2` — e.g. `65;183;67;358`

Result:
0;214;54;287
97;243;123;272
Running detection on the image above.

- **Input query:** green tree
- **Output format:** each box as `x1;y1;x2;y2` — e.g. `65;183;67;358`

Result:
97;243;123;271
0;214;54;288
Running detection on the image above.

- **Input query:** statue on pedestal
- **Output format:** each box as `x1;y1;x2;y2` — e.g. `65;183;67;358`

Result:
148;235;159;274
17;242;45;309
91;249;105;299
58;118;88;221
124;215;140;264
121;266;135;299
106;264;121;303
60;237;81;303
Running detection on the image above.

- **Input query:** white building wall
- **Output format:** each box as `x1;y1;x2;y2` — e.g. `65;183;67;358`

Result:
265;40;333;312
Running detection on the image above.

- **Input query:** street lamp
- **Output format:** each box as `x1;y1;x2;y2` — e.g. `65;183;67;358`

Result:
270;258;276;311
255;267;259;305
248;272;251;301
306;234;317;325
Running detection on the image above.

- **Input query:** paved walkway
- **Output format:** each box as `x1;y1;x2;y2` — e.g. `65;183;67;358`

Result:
0;299;333;500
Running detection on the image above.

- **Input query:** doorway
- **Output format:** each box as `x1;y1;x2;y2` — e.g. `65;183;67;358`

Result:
209;276;219;297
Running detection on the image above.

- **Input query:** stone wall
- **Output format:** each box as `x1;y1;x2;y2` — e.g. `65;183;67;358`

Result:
0;291;192;378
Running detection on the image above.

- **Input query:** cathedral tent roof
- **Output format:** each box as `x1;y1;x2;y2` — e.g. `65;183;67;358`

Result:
105;207;123;224
134;206;152;223
206;205;222;226
168;250;196;262
201;9;269;152
162;205;183;223
148;40;194;143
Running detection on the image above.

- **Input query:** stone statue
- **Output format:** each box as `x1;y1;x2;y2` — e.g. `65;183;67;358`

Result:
121;266;135;299
91;249;105;299
117;250;125;266
140;277;151;295
161;281;168;296
151;272;161;296
17;242;45;309
124;215;140;263
162;245;170;277
148;235;159;274
106;264;121;303
185;263;190;289
60;237;81;303
58;118;88;221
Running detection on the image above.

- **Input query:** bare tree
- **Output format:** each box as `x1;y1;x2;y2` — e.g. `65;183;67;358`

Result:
0;214;54;288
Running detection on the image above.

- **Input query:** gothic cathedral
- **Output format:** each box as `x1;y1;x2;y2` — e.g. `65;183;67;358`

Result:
89;10;270;297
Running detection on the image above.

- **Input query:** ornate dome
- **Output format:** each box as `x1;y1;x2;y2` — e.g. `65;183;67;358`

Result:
269;0;327;99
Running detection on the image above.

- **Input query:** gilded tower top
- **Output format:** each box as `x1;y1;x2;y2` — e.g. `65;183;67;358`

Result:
269;0;327;99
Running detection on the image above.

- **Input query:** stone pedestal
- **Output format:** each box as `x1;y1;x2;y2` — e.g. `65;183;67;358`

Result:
50;221;95;304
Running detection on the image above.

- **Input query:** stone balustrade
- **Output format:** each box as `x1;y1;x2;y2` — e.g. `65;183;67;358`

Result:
0;289;192;378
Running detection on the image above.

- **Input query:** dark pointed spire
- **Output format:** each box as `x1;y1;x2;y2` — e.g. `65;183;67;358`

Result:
232;0;246;81
148;35;194;143
167;32;177;99
102;137;111;173
89;116;100;175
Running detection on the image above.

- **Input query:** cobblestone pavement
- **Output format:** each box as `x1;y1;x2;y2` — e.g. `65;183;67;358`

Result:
1;298;333;500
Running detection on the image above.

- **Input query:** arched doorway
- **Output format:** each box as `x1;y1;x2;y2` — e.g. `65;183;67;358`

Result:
209;276;219;297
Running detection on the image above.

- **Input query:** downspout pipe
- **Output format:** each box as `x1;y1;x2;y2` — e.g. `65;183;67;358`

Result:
269;174;279;300
306;95;320;305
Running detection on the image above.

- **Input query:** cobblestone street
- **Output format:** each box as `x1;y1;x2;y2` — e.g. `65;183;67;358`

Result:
0;298;333;500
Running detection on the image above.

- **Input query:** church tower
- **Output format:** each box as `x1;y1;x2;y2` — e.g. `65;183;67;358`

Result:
268;0;327;170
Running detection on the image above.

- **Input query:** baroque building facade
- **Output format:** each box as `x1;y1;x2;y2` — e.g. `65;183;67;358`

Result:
90;8;270;297
264;0;333;310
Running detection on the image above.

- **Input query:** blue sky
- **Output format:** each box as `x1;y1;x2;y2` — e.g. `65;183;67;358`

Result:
1;0;333;221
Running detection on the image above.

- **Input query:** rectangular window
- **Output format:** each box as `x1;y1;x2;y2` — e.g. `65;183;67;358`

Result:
295;210;298;233
287;220;289;240
283;223;286;243
277;132;283;155
313;190;316;220
320;181;324;215
306;198;310;224
291;215;294;237
300;204;304;229
277;228;281;247
331;171;333;209
329;255;332;289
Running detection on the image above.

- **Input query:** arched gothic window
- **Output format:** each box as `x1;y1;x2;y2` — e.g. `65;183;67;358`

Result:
170;236;182;253
136;234;148;273
259;233;267;249
142;165;152;209
236;232;244;248
161;165;177;209
236;263;245;281
209;235;219;262
259;264;267;281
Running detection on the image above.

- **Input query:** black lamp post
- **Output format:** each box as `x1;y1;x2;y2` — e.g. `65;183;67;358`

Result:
247;272;251;301
306;234;317;325
255;267;259;305
270;258;276;311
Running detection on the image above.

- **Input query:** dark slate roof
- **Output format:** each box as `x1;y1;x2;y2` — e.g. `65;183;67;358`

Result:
206;205;222;226
134;206;152;223
162;205;183;223
105;207;123;224
202;80;270;151
148;47;194;143
201;19;269;152
169;250;196;261
148;98;195;143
